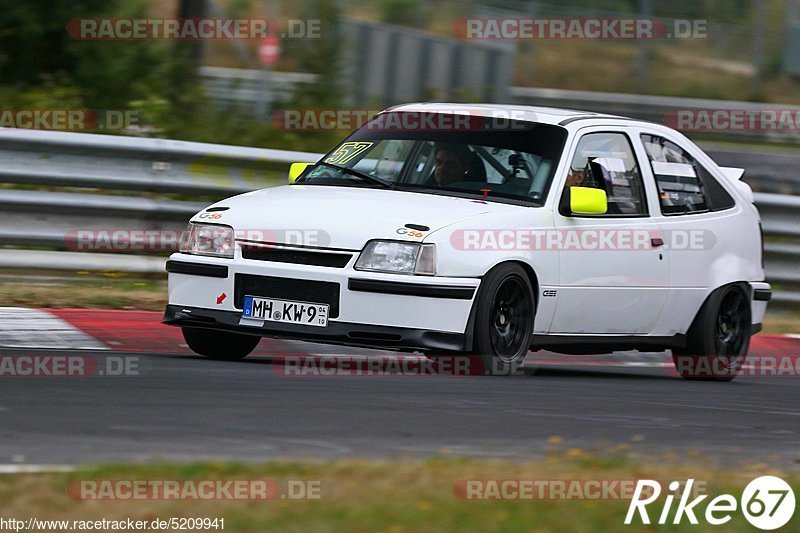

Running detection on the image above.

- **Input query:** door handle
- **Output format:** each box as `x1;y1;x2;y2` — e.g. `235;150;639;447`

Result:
651;237;664;248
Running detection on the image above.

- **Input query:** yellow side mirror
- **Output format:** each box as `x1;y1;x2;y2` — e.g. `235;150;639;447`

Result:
289;162;312;184
569;186;608;215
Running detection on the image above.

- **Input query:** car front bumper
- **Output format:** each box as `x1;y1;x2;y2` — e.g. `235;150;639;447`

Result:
164;253;481;352
163;304;467;353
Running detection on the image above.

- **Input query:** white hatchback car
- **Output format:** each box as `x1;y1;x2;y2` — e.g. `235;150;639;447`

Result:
164;104;771;379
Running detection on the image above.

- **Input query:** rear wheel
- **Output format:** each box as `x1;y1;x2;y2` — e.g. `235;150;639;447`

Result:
473;264;535;376
672;283;751;381
182;327;260;361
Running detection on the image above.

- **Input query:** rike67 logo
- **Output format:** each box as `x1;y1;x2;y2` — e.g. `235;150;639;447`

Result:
625;476;795;530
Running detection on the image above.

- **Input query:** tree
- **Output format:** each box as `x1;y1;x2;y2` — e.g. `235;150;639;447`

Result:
0;0;166;108
170;0;209;90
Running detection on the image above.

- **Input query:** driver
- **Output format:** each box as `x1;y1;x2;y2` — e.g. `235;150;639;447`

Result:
431;143;472;186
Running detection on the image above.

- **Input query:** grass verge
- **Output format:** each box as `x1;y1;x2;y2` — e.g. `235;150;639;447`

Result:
0;274;167;311
0;454;797;532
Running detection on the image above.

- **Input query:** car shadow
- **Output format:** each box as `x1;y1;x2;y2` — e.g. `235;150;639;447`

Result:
524;365;679;381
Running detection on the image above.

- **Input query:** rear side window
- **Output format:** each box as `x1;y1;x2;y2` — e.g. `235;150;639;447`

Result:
641;134;735;215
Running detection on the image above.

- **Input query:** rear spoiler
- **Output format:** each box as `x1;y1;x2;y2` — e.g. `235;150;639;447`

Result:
719;166;754;203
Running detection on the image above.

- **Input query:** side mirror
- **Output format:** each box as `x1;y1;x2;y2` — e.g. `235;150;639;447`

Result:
289;162;313;184
569;186;608;215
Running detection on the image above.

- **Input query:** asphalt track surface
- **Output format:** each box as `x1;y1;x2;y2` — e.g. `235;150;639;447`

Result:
2;340;800;467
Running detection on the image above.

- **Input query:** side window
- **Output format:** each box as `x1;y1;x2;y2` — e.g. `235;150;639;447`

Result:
641;134;735;215
562;132;647;216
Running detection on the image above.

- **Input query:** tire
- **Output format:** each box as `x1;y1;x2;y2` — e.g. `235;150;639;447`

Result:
182;327;260;361
472;263;536;376
672;283;751;382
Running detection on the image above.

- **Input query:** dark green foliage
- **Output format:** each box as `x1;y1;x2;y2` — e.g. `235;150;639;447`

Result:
0;0;167;108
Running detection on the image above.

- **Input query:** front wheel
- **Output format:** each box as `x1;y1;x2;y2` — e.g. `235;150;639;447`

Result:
182;327;260;361
472;264;535;376
672;283;751;382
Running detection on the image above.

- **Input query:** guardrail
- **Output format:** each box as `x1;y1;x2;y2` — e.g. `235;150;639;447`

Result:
0;129;798;304
0;128;319;273
0;128;320;196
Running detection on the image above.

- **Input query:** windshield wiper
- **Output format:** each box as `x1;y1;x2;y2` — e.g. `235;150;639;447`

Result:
311;162;394;189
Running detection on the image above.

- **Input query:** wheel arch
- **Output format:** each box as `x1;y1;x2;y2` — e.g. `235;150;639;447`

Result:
682;280;752;336
463;259;540;352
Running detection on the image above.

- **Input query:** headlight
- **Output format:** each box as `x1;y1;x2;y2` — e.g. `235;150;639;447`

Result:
179;223;234;258
355;241;436;275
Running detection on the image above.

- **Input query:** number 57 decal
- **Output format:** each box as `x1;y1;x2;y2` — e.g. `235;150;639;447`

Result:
325;142;373;165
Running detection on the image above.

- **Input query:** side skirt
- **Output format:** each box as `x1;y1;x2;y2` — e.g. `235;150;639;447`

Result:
530;334;687;354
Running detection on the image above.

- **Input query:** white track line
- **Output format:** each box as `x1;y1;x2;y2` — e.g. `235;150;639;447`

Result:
0;307;107;350
0;464;75;474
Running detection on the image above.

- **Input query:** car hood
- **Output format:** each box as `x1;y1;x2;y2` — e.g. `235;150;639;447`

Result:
192;185;525;250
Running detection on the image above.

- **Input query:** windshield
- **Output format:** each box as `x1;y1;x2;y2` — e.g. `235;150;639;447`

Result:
298;112;568;205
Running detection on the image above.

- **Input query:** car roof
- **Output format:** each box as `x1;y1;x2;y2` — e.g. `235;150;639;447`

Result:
384;102;637;127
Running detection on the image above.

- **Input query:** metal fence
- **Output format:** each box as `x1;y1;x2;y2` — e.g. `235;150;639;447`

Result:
199;67;318;113
339;19;516;106
0;128;798;303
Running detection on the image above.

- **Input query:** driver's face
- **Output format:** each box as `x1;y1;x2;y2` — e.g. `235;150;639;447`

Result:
434;150;468;185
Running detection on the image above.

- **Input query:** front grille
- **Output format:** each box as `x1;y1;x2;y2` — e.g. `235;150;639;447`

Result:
240;245;352;268
235;274;340;318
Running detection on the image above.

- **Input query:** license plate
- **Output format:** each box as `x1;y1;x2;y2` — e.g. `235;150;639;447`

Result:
242;295;328;327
